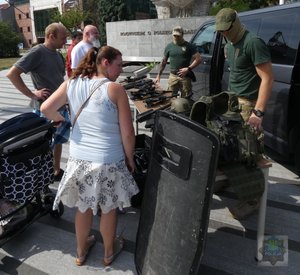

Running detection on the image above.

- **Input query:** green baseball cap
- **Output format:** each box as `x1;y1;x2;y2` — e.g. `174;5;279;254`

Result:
215;8;237;31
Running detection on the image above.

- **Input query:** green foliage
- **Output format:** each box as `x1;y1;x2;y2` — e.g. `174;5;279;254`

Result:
146;61;158;70
209;0;250;15
97;0;128;46
209;0;278;15
50;8;89;33
0;22;22;58
82;0;101;27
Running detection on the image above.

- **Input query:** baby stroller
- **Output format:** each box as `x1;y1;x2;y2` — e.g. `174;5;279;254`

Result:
0;112;64;246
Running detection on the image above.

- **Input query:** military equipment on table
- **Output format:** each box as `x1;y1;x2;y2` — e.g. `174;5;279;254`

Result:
119;75;147;85
144;94;178;108
170;98;192;114
130;90;162;101
123;78;154;90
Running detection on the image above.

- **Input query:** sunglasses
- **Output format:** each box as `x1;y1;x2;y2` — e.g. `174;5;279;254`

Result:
220;22;233;33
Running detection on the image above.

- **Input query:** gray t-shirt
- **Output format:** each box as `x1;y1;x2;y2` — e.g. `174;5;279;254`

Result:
14;44;65;108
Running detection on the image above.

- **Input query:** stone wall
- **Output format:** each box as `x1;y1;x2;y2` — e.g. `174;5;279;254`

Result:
106;16;212;62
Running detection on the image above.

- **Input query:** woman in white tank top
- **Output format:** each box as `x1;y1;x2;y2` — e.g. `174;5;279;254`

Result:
41;46;139;267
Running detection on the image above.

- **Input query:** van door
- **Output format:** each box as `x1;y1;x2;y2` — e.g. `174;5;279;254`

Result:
240;8;300;157
190;22;217;99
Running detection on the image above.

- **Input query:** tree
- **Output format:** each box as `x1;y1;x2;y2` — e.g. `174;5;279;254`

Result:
96;0;127;45
209;0;279;15
50;7;89;33
0;22;22;58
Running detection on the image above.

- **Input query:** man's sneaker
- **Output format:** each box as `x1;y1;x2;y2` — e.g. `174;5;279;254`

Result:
229;200;260;220
54;169;64;182
257;157;273;168
214;170;229;193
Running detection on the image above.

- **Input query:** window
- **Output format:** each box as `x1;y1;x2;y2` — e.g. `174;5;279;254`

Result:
242;8;300;65
18;14;21;20
29;39;32;45
259;10;300;65
26;13;29;18
20;27;23;33
27;26;30;32
192;23;216;55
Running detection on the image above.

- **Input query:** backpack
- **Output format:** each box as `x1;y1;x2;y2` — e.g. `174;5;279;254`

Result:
190;91;264;201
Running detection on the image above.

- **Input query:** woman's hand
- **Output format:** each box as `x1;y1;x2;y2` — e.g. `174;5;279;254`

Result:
126;158;135;173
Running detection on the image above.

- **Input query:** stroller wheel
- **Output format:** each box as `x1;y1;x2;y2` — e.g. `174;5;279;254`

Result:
50;201;64;219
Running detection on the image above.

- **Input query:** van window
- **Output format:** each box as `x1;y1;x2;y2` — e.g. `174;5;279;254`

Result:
260;11;299;65
240;18;260;34
192;24;216;55
242;9;300;65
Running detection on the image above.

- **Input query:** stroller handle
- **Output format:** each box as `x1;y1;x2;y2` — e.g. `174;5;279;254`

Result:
0;122;54;154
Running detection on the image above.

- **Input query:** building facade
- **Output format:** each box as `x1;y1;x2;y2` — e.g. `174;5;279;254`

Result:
14;0;33;48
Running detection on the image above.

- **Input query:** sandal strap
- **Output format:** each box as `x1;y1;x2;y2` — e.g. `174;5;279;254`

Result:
103;237;124;266
75;235;96;266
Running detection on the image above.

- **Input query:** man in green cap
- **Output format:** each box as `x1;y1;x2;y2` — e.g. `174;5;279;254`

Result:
155;26;201;98
215;8;273;219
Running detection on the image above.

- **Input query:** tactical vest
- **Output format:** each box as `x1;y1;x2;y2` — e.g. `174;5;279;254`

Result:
190;91;264;201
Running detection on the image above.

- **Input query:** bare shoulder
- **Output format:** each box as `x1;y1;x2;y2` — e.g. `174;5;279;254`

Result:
108;82;127;103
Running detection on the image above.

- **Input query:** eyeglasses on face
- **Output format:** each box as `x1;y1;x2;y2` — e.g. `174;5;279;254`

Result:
220;22;233;33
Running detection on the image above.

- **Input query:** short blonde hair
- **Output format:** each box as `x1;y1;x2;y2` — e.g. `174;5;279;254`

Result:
45;23;66;38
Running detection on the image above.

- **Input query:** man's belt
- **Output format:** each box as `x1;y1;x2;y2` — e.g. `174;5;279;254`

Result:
170;70;178;75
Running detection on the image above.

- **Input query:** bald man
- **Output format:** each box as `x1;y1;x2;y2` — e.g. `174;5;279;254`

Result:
71;25;100;71
6;22;69;181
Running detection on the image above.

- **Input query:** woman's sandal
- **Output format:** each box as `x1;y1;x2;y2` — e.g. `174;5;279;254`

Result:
102;236;124;266
75;235;96;266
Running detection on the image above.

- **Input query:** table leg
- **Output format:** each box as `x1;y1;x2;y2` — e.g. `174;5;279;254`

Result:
257;167;269;261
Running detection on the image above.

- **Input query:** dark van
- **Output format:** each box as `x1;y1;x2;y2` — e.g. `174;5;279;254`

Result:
190;2;300;171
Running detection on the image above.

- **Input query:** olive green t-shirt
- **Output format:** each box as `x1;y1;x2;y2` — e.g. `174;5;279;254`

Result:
164;41;197;71
226;31;271;99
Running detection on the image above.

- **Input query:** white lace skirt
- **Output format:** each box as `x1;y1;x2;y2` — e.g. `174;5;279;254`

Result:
53;156;139;214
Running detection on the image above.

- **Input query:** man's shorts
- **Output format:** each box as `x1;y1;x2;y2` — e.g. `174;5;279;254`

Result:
33;106;71;146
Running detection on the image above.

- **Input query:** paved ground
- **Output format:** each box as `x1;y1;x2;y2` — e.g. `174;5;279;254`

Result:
0;69;300;274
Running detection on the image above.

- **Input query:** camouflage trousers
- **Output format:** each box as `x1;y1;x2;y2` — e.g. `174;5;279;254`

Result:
222;97;265;202
238;97;264;155
167;73;192;98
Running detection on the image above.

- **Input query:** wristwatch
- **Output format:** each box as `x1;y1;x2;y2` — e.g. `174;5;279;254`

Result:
252;109;265;117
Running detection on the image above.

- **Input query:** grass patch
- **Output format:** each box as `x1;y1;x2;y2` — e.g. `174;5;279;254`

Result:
0;57;20;71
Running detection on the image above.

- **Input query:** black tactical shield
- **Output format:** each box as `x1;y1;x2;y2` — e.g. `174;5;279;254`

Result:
135;110;220;275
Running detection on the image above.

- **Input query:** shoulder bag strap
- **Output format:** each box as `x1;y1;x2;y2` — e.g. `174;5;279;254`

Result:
72;79;110;129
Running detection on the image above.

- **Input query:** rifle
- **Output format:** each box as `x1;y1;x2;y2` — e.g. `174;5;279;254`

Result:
129;85;167;100
119;74;147;84
144;94;178;108
130;90;162;100
123;78;154;90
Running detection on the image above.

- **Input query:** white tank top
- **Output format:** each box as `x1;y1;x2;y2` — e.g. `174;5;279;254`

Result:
67;77;124;163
